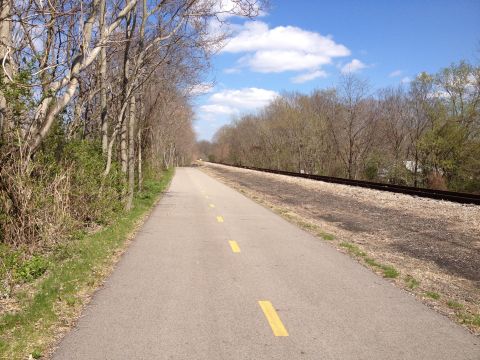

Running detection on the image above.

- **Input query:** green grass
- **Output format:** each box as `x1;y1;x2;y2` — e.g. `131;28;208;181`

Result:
0;168;174;360
456;312;480;327
339;242;366;257
382;266;399;279
364;257;380;266
296;219;317;231
338;243;399;279
317;232;335;241
404;275;420;289
364;257;399;279
447;300;464;310
425;291;441;300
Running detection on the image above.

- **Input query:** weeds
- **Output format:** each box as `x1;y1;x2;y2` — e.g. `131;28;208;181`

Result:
456;312;480;327
364;257;399;278
16;255;49;283
0;248;50;296
404;275;420;289
382;266;399;278
425;291;440;300
0;139;123;250
0;168;174;359
318;232;335;241
364;257;380;266
340;242;366;257
338;242;400;279
447;300;463;310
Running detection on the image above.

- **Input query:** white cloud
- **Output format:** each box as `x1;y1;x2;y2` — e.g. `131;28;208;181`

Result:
221;21;350;74
389;70;402;78
197;1;266;53
240;51;331;73
196;87;278;122
199;104;236;115
291;70;327;84
209;87;279;110
195;87;279;139
340;59;367;74
401;76;411;84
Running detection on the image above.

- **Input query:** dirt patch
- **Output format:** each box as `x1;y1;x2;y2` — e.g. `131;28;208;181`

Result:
201;162;480;335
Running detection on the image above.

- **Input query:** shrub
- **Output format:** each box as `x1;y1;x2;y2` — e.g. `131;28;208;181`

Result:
0;134;123;249
62;140;123;225
16;255;49;283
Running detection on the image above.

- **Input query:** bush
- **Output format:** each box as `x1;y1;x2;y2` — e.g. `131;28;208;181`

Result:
62;140;123;225
0;157;73;249
16;255;49;283
0;244;20;296
0;131;123;249
0;245;49;296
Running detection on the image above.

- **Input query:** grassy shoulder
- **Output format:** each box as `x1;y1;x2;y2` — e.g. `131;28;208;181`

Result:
0;168;174;360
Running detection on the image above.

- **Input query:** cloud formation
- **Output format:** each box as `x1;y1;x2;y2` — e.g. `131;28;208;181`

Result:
196;87;278;120
340;59;367;74
209;87;279;110
291;70;327;84
199;104;236;115
221;21;350;79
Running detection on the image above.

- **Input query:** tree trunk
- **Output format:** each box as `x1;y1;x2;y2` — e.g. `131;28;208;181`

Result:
121;115;128;174
0;0;12;139
120;8;134;175
137;126;143;191
104;99;129;177
137;92;144;192
126;95;136;210
99;0;108;155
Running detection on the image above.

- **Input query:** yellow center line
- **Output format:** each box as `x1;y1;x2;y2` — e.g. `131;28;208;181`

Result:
209;204;215;208
228;240;241;253
216;215;224;223
258;301;289;337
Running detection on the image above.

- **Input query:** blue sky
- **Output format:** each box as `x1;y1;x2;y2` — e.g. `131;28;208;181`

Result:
193;0;480;140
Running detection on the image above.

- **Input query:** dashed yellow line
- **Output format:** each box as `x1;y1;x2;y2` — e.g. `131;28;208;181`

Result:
228;240;241;253
258;301;289;337
209;204;215;208
216;216;224;223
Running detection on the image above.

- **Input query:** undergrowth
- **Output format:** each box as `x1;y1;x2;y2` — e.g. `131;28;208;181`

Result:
0;168;174;359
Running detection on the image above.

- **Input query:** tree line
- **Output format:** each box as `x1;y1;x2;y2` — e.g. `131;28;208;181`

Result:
200;62;480;193
0;0;264;248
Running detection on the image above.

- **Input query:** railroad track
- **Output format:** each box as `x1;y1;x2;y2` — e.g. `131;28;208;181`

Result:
208;162;480;205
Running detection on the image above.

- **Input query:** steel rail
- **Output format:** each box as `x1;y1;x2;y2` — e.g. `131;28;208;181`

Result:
208;162;480;205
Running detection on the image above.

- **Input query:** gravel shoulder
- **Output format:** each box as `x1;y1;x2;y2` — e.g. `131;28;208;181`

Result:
200;162;480;335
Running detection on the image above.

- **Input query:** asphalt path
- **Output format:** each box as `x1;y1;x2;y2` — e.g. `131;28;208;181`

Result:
53;167;479;359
